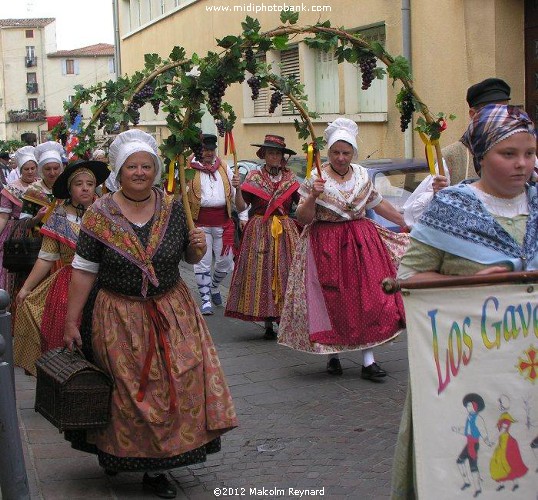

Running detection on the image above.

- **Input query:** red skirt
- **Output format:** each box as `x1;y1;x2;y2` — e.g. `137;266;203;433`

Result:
308;218;405;346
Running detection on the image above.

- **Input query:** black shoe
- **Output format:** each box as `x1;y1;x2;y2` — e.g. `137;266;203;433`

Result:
326;357;343;375
104;469;118;476
263;327;277;340
142;473;177;499
361;362;387;380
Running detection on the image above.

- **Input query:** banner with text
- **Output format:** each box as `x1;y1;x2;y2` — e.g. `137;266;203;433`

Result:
404;283;537;499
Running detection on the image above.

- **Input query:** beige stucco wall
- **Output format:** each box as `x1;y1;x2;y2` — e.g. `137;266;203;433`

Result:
0;24;52;141
116;0;525;161
45;55;116;120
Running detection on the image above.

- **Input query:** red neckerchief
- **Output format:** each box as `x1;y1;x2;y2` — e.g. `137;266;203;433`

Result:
189;156;221;180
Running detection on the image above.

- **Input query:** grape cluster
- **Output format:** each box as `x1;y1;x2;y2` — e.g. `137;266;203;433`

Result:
208;77;226;116
216;119;226;137
244;47;255;71
68;107;80;125
98;110;108;129
150;99;161;115
191;143;204;162
127;84;155;125
268;90;283;114
399;92;414;132
247;76;261;100
359;56;377;90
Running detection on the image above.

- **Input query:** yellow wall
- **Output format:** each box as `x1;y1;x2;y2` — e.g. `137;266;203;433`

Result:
117;0;525;161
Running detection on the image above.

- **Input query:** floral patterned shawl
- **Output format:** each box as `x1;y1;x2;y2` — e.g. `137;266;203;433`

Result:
412;183;538;271
80;187;174;297
241;167;299;220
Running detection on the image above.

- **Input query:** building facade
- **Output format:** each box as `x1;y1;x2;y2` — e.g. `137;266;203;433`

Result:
112;0;533;161
0;18;55;144
0;18;116;144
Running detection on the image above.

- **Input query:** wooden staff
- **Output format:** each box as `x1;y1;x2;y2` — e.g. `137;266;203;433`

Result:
382;271;538;294
177;153;195;231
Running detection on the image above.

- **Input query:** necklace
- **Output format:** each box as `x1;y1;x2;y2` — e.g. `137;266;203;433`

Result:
329;164;350;179
120;190;152;206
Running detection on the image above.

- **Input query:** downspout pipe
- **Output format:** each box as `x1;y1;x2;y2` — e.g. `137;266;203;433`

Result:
402;0;413;158
112;0;121;78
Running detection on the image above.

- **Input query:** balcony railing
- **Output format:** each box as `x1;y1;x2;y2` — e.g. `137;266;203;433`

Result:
26;82;38;94
8;109;46;123
25;57;37;67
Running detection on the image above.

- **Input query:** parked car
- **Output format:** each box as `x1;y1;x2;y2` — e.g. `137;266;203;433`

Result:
226;159;262;182
362;158;430;231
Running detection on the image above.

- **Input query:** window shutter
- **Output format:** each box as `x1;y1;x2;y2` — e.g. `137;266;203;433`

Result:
356;25;387;113
280;47;299;116
315;50;338;114
109;57;115;73
74;60;80;75
61;60;67;75
253;53;269;117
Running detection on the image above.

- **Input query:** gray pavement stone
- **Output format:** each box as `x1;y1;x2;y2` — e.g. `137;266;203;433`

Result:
8;263;409;499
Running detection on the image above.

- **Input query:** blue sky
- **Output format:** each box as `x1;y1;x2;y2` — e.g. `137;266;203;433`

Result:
0;0;114;49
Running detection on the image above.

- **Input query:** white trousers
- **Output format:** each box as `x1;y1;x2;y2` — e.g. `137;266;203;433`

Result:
193;226;234;303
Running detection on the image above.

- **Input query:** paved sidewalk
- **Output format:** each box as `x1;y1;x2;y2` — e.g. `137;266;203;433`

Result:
9;262;409;499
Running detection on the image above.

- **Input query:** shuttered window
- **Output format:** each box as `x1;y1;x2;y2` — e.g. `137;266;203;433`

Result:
315;50;339;114
356;25;387;112
280;47;299;115
253;53;269;117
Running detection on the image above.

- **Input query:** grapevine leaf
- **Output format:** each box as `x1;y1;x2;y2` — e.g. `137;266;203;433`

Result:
369;42;385;58
184;168;196;181
241;16;261;35
169;46;185;61
272;35;289;50
387;56;412;83
280;10;299;25
217;35;240;49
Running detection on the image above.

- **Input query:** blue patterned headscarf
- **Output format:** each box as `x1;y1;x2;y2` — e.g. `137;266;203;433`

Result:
461;104;536;174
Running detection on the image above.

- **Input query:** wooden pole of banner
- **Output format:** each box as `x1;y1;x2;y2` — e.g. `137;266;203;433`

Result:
382;270;538;293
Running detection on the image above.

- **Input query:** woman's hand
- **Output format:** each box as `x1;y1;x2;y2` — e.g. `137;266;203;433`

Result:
63;321;82;351
32;206;48;225
189;228;207;251
474;266;510;276
16;287;31;306
311;178;326;199
432;175;449;193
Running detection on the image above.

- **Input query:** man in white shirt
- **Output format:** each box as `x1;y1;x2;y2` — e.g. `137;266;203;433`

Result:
186;134;247;315
403;78;511;226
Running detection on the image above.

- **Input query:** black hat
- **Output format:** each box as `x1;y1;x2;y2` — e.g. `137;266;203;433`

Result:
462;393;485;412
251;134;296;159
201;134;218;150
466;78;511;108
53;159;110;199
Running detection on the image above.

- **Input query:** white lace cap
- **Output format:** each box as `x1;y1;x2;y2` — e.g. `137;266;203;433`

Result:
324;118;359;159
108;130;163;184
34;141;64;173
13;146;37;171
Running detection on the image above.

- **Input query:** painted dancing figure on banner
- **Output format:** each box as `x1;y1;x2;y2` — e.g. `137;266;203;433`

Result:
452;393;492;497
489;412;528;491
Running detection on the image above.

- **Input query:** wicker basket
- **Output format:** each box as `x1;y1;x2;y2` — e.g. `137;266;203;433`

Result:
35;347;113;432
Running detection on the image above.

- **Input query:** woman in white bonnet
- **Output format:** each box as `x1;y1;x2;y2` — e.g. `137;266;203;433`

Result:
0;146;38;291
279;118;409;379
63;129;237;499
20;140;64;226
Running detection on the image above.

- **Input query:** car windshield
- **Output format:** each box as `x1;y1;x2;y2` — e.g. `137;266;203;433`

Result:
372;169;430;210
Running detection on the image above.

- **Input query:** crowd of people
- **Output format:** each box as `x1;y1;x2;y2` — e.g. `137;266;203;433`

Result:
1;75;536;499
